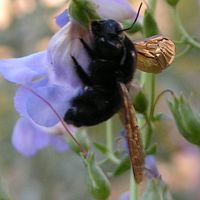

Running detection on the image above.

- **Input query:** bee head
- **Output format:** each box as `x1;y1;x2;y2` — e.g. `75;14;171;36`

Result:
91;19;125;58
90;3;142;59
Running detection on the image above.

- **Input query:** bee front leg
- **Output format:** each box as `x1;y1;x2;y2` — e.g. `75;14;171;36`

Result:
80;38;96;59
71;56;92;86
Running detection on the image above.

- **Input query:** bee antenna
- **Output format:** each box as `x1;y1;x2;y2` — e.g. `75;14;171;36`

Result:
119;2;143;33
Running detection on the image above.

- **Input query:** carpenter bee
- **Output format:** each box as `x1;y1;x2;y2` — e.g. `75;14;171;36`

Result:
64;19;136;127
64;3;175;183
64;17;144;183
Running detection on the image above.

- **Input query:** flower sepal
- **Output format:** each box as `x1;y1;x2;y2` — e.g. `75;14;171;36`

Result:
133;90;148;114
168;95;200;146
69;0;100;28
143;9;159;37
166;0;179;7
140;178;173;200
82;153;111;200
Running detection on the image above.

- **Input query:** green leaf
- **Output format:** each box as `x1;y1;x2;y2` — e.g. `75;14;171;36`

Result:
122;19;142;34
166;0;179;7
113;155;130;176
69;0;100;28
83;154;111;200
145;143;157;155
140;179;174;200
152;113;171;122
93;143;108;155
143;10;159;37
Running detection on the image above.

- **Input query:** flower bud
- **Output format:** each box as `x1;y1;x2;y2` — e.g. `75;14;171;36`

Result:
168;95;200;146
140;179;173;200
69;0;100;28
143;10;159;37
166;0;179;7
83;154;111;200
133;90;148;114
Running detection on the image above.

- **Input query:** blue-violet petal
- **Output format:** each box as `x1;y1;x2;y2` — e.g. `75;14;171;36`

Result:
12;118;49;157
0;51;47;84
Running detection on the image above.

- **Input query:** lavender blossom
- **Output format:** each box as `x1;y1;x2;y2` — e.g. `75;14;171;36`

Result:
0;0;137;156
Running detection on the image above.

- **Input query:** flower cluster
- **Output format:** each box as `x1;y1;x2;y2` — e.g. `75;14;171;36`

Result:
0;0;136;156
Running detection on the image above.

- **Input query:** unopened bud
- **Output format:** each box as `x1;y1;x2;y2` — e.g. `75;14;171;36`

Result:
168;95;200;146
133;90;148;114
140;178;173;200
83;154;111;200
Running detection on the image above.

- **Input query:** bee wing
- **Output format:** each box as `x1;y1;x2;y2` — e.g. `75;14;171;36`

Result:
134;35;176;73
119;83;144;184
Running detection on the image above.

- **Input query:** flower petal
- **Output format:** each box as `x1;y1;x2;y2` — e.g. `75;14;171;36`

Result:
47;21;91;87
92;0;136;21
145;155;160;178
14;79;48;118
119;192;129;200
0;51;47;84
55;10;70;28
12;118;49;157
26;85;79;127
49;135;68;152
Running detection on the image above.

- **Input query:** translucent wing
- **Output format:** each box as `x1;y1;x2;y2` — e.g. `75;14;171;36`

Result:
134;35;176;73
119;83;144;184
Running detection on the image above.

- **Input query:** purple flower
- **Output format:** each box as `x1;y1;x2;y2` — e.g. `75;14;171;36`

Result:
119;156;160;200
0;0;137;156
145;155;160;179
119;191;129;200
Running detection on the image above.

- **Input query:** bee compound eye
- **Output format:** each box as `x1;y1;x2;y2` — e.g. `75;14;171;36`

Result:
91;21;102;34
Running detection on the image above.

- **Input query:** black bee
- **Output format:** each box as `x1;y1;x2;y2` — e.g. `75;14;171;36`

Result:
64;19;136;127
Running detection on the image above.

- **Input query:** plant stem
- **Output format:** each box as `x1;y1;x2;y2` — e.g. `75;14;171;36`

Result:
172;7;200;49
175;44;191;60
106;119;113;152
139;0;158;149
106;119;120;164
130;171;138;200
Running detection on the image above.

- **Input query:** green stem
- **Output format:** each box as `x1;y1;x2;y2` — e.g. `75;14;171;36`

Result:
150;73;155;119
175;44;192;60
141;73;156;119
130;171;138;200
106;119;113;152
106;119;120;164
143;114;153;150
139;0;157;150
173;7;200;49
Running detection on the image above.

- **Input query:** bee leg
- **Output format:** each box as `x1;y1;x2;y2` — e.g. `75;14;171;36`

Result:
80;38;96;58
71;56;92;86
116;54;135;84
